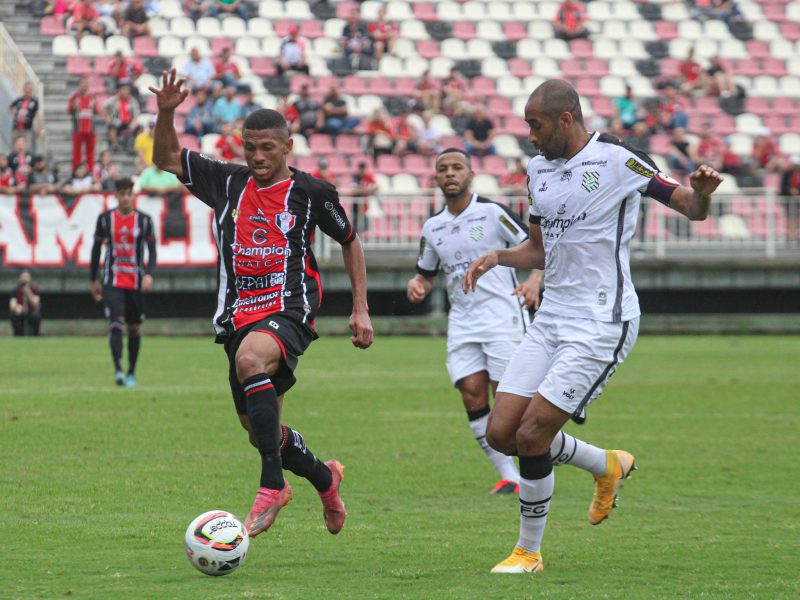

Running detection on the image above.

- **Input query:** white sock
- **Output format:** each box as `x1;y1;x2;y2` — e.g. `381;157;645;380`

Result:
469;413;519;483
549;431;607;476
517;471;554;553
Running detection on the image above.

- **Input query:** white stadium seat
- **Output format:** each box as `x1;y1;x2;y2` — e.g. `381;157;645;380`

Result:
494;134;522;158
399;20;429;41
170;16;195;37
196;17;222;38
52;35;78;56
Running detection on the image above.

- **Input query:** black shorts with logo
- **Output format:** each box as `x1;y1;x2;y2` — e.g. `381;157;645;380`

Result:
222;313;318;415
103;286;145;324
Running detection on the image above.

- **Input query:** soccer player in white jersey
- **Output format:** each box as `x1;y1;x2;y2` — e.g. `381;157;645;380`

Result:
463;80;723;573
407;148;541;494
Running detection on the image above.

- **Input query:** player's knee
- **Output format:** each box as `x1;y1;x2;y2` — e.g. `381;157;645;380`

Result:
516;420;552;455
127;324;140;335
486;420;516;455
235;351;278;381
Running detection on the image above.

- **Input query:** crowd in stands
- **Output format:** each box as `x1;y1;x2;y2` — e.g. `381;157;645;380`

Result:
3;0;798;224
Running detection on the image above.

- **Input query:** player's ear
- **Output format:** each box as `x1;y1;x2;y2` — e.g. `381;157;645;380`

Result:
284;135;293;156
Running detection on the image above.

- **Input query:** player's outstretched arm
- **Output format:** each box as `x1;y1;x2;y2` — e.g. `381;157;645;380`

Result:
407;274;434;303
150;68;190;178
667;164;723;221
342;234;374;349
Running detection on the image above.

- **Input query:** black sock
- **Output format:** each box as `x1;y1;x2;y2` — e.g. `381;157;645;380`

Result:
280;425;333;493
109;322;123;372
243;374;284;490
127;332;141;375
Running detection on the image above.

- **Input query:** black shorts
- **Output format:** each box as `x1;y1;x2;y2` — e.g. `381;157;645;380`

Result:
222;313;318;415
103;286;144;324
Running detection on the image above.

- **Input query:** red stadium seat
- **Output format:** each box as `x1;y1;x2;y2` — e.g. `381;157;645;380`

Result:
569;39;594;59
654;21;677;41
771;97;797;116
471;77;496;97
416;40;440;60
735;58;761;77
504;117;529;137
503;22;528;42
413;3;437;22
780;22;800;41
692;215;719;239
67;56;92;76
745;97;770;115
693;96;720;116
452;22;476;41
369;77;394;96
335;134;361;155
763;4;786;20
650;134;672;156
488;96;512;117
299;20;324;39
508;58;532;78
250;57;276;77
560;59;583;78
746;40;771;58
394;77;418;95
763;57;787;77
309;134;335;154
342;75;369;95
40;16;65;36
377;154;403;175
403;155;431;177
336;1;358;19
327;153;349;174
289;74;313;93
575;77;600;98
132;36;158;57
94;56;114;72
179;134;200;152
585;58;609;77
211;38;234;54
481;155;508;177
764;115;791;135
296;156;318;172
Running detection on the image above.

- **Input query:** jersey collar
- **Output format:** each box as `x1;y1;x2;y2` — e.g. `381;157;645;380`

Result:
555;131;599;166
445;192;477;219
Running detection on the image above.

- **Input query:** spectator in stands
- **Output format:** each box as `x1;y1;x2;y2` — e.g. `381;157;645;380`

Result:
134;117;156;172
704;55;736;98
213;122;244;162
666;127;698;176
657;83;689;130
210;0;248;21
239;89;262;120
678;47;704;97
93;150;121;191
184;88;216;137
311;157;337;185
69;0;105;48
368;5;398;65
752;127;784;173
392;111;419;158
27;156;62;194
107;50;145;90
464;107;496;158
412;70;441;114
696;121;725;172
626;121;652;153
365;108;395;158
501;157;529;195
8;136;34;187
96;0;122;22
341;8;373;71
553;0;589;41
0;155;24;194
138;164;183;194
212;86;242;126
67;77;100;172
350;160;379;198
322;84;360;136
692;0;744;25
103;84;140;151
181;48;216;94
276;25;310;76
9;270;42;337
62;162;102;195
780;155;800;241
121;0;150;40
213;47;246;92
45;0;73;25
287;84;322;138
8;81;43;155
719;136;744;177
613;85;639;130
183;0;210;22
416;111;443;157
441;67;469;117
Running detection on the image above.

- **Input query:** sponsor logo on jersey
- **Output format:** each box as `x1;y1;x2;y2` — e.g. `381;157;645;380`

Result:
562;387;576;401
582;171;600;192
269;320;280;329
581;159;608;167
469;226;484;241
231;242;291;258
561;170;572;182
541;212;588;235
418;236;427;260
537;180;548;193
252;228;268;245
432;224;446;232
323;201;346;230
450;225;460;234
537;168;556;174
625;157;655;179
275;211;296;234
454;251;463;260
231;209;239;221
498;214;520;235
235;273;286;290
443;260;472;275
598;290;607;305
467;215;486;222
557;203;567;215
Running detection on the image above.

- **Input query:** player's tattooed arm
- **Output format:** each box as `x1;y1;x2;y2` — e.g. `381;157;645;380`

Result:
666;165;722;221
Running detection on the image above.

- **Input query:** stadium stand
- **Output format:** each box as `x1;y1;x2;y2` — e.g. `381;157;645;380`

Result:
2;0;800;250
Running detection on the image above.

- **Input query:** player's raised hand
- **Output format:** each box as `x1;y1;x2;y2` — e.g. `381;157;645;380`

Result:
350;310;374;349
689;164;723;196
462;251;498;294
148;68;189;111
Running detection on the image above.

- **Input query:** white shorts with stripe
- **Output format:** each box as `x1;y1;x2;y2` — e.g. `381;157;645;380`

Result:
496;312;640;414
446;338;522;386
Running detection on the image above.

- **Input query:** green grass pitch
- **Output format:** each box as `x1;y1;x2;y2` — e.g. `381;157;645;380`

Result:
2;334;799;599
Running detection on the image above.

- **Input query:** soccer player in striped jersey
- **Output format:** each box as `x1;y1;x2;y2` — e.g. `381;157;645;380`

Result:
150;69;373;538
90;177;156;388
464;79;723;574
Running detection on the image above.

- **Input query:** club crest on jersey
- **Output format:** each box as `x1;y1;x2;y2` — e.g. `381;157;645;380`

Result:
582;171;600;192
469;226;484;241
275;211;296;234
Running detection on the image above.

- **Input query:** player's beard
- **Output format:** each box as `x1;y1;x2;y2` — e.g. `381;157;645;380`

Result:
442;181;469;200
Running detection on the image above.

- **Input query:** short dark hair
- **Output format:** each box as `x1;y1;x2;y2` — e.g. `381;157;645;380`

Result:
116;177;134;192
243;109;289;136
436;147;471;166
530;79;584;125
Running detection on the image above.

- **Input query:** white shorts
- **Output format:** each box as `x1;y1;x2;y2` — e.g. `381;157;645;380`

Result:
446;339;521;386
497;313;640;414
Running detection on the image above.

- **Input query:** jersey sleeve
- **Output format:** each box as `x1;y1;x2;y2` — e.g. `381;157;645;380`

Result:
494;203;528;245
619;147;680;207
177;149;243;208
312;180;356;245
416;221;439;277
527;161;542;225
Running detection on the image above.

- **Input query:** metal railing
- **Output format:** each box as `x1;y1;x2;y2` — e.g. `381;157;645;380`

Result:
314;190;800;260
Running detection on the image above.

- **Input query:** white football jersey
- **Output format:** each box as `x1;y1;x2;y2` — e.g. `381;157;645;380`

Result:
417;193;530;343
527;131;679;322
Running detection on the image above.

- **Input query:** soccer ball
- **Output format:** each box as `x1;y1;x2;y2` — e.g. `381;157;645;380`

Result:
184;510;249;576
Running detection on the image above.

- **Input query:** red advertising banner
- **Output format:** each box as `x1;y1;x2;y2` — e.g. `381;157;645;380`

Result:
0;193;217;269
